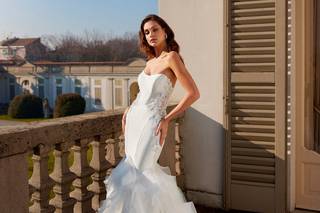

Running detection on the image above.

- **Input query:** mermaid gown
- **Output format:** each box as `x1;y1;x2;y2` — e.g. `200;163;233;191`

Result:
98;70;197;213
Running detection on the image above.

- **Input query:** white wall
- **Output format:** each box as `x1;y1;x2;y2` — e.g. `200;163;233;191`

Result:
159;0;224;208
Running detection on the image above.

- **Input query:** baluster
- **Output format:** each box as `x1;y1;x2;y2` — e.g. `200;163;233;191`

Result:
105;138;118;166
70;139;95;213
118;134;125;158
114;131;123;164
49;142;76;212
29;144;55;213
175;118;185;190
88;135;112;211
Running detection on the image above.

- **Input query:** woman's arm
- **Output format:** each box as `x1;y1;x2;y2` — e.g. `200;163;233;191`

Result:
155;51;200;143
164;51;200;122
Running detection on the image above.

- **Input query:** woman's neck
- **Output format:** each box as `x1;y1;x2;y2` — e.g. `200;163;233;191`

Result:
154;43;168;58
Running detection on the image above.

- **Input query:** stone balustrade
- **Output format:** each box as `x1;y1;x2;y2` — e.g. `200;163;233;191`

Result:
0;104;185;213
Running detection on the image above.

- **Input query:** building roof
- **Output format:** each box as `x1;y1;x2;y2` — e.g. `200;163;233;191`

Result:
0;59;25;66
1;38;40;46
0;60;15;65
32;58;146;66
32;61;127;66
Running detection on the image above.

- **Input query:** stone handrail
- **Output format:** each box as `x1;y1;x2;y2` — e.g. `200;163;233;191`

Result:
0;104;185;213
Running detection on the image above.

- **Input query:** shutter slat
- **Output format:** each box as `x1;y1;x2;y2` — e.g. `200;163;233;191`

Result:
232;124;275;133
232;85;275;93
232;140;275;149
233;47;275;55
232;101;274;110
232;24;275;32
232;63;275;72
232;93;275;101
232;147;275;157
232;132;275;141
232;39;275;47
231;180;274;188
232;55;275;63
233;8;275;17
232;155;275;166
231;172;275;183
232;31;275;40
232;117;275;125
232;15;275;25
232;0;275;10
232;163;275;174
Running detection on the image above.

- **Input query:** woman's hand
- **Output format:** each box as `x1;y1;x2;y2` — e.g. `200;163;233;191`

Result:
122;107;130;135
155;117;170;146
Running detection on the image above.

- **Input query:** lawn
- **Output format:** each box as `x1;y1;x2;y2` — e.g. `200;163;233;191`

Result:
0;114;50;122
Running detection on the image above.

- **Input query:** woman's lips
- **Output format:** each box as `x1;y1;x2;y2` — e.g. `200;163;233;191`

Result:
150;39;157;43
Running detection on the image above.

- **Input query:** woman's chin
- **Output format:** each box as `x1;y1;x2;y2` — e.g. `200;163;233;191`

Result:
149;42;157;47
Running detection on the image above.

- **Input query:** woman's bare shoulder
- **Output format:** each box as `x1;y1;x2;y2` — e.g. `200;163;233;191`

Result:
167;51;182;64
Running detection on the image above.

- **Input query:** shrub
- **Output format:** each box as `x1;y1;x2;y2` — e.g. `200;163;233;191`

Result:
54;93;86;118
8;94;44;118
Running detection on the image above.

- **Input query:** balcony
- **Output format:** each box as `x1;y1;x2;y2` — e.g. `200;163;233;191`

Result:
0;104;202;212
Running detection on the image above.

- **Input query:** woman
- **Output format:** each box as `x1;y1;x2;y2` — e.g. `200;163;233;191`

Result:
99;14;200;213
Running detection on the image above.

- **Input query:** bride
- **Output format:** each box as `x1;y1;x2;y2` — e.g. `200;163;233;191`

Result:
98;14;200;213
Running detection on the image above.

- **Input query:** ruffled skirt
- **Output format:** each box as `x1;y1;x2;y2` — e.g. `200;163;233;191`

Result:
98;155;197;213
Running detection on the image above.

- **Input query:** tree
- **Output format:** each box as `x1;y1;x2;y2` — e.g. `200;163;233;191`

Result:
42;30;144;62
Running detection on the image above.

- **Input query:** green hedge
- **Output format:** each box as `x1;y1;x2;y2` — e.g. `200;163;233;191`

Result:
8;94;44;118
54;93;86;118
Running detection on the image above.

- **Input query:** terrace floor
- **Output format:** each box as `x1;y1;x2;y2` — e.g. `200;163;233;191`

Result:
195;205;227;213
194;205;319;213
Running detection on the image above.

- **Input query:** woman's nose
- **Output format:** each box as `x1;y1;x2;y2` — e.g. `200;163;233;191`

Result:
149;31;156;37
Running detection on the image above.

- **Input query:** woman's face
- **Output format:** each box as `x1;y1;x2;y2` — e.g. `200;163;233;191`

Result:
143;20;166;47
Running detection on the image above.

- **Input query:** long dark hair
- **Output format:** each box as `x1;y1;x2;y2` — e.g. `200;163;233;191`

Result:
139;14;183;62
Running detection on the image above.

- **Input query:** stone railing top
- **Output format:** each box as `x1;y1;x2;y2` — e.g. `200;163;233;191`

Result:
0;103;182;159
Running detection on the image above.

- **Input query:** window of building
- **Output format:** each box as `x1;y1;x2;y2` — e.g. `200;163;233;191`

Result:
75;79;82;95
114;79;123;107
9;78;15;100
2;49;8;56
38;78;45;99
94;79;102;105
56;78;63;97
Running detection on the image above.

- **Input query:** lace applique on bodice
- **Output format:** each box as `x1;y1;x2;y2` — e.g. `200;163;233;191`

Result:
130;70;174;121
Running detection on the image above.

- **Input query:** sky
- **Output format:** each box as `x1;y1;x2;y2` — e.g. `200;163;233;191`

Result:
0;0;158;40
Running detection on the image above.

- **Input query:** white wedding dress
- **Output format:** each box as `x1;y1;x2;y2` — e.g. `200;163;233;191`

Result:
98;70;197;213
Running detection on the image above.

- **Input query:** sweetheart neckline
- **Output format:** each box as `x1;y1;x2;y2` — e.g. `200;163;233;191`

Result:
141;70;174;89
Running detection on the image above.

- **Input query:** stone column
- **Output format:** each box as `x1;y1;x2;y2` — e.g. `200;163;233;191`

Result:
124;78;130;107
29;144;55;213
105;138;122;166
108;78;114;110
49;142;77;213
175;118;185;190
88;135;112;211
70;139;95;213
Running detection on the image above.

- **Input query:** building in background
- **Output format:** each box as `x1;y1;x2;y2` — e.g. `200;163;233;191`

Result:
0;58;144;112
0;37;47;62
